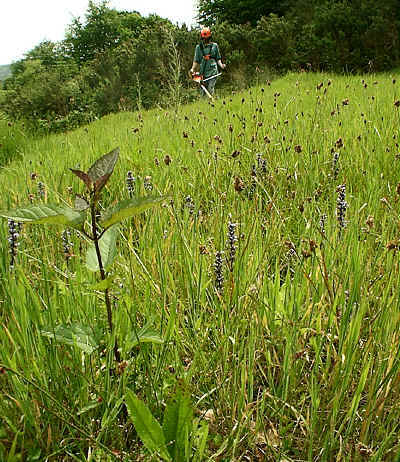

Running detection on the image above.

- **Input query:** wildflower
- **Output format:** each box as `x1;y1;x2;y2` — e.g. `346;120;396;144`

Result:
234;177;245;193
61;229;73;261
213;251;224;293
332;152;340;179
199;244;208;255
319;214;327;236
8;219;20;269
227;219;238;271
126;171;136;197
386;240;399;251
184;195;195;215
286;246;296;262
335;138;344;149
336;184;348;229
248;166;257;199
144;176;153;191
256;152;262;169
37;181;45;199
256;153;267;173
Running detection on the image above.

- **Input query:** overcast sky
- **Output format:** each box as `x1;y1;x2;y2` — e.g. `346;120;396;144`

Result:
0;0;198;65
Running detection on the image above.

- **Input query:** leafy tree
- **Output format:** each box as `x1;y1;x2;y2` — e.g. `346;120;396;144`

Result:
197;0;292;25
64;0;143;63
288;0;400;71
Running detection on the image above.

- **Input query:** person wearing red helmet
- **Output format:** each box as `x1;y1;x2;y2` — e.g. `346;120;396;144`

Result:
190;27;226;97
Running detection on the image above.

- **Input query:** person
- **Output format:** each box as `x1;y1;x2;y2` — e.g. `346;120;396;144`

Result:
190;27;226;97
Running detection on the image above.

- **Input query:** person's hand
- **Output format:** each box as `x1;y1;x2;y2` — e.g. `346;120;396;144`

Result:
220;63;226;70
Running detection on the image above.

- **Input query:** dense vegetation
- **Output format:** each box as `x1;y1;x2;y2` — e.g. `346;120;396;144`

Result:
0;0;399;134
0;65;11;81
1;71;400;461
197;0;291;25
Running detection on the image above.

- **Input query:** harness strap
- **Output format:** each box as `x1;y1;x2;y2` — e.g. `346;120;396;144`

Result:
199;42;217;74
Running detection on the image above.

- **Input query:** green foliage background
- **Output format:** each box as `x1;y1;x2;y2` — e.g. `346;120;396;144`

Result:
0;65;11;82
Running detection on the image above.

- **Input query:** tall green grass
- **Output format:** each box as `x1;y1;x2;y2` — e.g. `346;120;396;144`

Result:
1;72;400;461
0;113;31;167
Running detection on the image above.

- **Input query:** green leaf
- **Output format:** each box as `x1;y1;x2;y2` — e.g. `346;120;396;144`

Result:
86;225;119;272
125;390;171;461
127;324;164;350
77;400;102;416
74;195;90;211
90;276;113;291
193;422;209;462
163;390;193;461
0;204;85;228
88;147;119;184
6;432;19;462
41;323;99;354
101;196;166;228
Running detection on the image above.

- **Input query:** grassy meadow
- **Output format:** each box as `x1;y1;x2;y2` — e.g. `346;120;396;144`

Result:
1;71;400;461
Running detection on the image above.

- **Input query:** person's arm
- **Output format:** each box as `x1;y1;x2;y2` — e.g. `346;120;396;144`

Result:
190;61;200;74
214;44;226;70
190;45;201;74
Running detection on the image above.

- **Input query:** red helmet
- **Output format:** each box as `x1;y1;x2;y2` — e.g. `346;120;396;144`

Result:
200;27;211;39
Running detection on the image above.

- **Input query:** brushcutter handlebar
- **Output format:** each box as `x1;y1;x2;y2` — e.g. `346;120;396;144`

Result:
188;72;214;100
188;71;222;84
202;73;222;83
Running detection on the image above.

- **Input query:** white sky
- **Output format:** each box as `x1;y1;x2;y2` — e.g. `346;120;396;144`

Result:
0;1;199;65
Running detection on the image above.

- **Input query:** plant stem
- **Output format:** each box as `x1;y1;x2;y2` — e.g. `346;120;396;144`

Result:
90;199;121;363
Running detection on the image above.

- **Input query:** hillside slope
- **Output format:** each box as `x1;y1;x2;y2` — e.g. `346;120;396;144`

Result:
1;72;400;460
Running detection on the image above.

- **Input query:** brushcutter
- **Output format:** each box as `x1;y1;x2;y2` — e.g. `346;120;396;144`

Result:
189;72;222;100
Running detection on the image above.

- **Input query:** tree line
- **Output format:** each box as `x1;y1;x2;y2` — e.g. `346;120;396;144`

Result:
1;0;399;132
